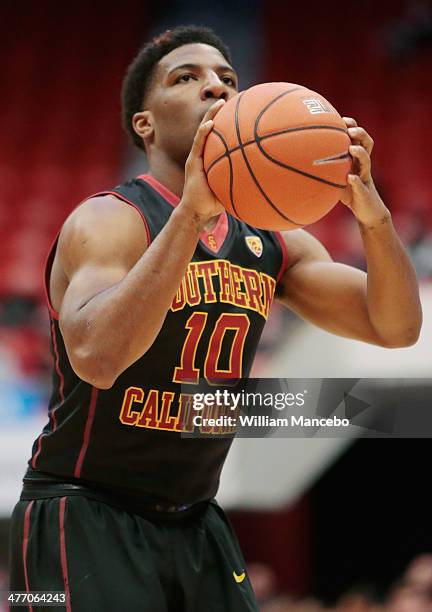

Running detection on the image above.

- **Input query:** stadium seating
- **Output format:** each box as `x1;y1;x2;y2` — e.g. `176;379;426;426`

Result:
0;2;146;298
263;0;432;252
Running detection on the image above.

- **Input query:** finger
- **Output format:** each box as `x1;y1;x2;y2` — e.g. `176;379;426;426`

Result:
349;145;371;182
342;117;358;128
347;173;368;196
202;98;226;124
347;127;374;154
188;119;214;161
187;100;225;163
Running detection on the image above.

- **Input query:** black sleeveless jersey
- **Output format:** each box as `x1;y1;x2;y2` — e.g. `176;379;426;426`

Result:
26;175;288;505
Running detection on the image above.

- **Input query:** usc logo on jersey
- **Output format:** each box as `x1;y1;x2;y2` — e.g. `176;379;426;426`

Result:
207;234;218;251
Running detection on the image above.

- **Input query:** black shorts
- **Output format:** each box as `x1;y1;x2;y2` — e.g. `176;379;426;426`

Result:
9;495;259;612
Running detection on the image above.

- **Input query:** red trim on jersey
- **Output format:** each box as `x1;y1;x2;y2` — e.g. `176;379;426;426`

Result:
43;191;152;321
59;497;72;612
23;500;34;612
275;231;289;283
31;320;64;469
31;434;43;469
138;173;180;206
44;236;61;320
74;387;98;478
51;318;65;406
138;173;229;253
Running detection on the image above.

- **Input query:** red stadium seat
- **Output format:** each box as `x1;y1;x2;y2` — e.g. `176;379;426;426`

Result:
263;0;432;260
0;1;145;299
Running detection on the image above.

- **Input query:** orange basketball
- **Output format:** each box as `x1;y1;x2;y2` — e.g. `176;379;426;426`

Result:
203;82;352;230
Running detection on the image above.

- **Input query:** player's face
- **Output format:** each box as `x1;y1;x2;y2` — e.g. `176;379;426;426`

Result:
143;43;238;164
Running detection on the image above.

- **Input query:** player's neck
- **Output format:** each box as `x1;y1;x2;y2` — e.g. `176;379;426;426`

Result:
147;155;222;233
147;154;185;199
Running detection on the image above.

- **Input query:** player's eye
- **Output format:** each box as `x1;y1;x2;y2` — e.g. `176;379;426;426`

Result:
176;74;195;83
222;76;236;86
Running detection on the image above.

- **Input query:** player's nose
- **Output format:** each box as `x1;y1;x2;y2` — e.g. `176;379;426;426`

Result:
200;73;229;101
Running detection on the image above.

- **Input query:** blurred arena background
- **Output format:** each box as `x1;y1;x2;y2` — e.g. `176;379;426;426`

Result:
1;0;432;609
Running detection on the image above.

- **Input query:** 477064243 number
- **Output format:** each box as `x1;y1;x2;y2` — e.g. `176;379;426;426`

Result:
3;591;66;607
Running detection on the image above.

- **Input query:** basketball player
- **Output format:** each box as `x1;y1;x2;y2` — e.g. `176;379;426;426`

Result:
9;26;422;612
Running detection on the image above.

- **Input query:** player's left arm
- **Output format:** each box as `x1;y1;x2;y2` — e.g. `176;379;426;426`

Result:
275;118;422;348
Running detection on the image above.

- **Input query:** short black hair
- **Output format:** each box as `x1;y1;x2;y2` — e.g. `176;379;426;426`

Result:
121;25;232;151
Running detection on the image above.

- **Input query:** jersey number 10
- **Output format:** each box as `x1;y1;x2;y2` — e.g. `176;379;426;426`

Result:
173;312;250;384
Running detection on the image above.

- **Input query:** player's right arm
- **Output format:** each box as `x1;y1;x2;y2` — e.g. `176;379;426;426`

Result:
57;101;225;390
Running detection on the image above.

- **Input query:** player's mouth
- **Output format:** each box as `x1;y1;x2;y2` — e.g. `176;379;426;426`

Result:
199;101;224;123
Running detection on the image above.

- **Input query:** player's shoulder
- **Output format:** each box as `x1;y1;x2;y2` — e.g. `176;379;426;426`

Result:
60;193;145;243
279;228;332;268
64;193;140;229
57;193;148;271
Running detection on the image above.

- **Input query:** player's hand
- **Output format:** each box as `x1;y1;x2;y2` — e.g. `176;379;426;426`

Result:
179;99;226;228
340;117;391;228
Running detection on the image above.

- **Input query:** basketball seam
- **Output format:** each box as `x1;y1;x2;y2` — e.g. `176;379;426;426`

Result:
206;125;349;174
313;152;351;165
234;90;303;226
255;142;348;189
254;91;348;189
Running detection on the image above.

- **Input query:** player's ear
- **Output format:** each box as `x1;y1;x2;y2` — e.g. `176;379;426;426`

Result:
132;110;154;145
